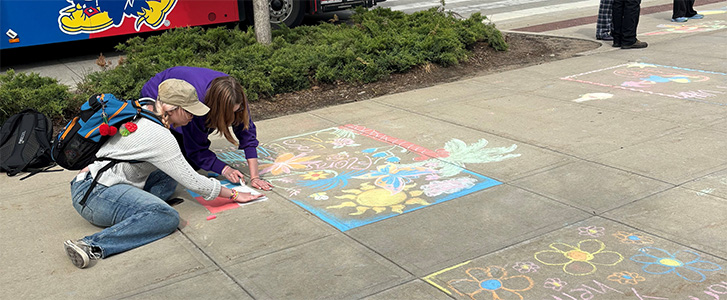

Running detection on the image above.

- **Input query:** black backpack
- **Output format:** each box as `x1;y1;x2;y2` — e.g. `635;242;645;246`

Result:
0;109;56;178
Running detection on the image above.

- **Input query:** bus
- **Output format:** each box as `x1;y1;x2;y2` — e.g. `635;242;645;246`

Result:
1;0;381;50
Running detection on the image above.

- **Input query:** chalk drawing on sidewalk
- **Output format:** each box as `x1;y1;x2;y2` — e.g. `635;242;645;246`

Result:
697;188;715;196
644;20;727;36
422;224;726;299
700;7;727;15
446;266;535;299
185;178;268;214
562;63;727;105
213;125;520;231
534;239;624;276
572;93;613;103
631;247;722;282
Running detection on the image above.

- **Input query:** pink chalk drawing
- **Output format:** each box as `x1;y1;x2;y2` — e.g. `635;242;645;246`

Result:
329;138;359;148
342;124;450;161
512;262;540;273
421;177;478;197
562;63;727;105
260;152;321;175
607;271;646;285
543;278;568;291
644;20;727;36
534;239;624;276
578;226;605;237
447;266;534;300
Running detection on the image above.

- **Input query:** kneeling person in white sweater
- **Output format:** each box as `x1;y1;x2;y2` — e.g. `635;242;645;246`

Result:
64;79;263;269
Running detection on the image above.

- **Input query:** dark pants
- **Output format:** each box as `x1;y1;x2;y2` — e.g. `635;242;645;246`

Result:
612;0;641;45
672;0;697;18
170;129;201;171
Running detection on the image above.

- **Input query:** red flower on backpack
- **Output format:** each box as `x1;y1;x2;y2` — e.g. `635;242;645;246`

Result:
98;123;117;136
119;122;137;136
124;122;137;132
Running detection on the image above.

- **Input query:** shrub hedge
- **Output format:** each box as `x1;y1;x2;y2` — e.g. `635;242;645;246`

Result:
1;7;506;124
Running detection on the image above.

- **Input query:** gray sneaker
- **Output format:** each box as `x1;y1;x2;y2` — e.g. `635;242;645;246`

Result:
64;240;101;269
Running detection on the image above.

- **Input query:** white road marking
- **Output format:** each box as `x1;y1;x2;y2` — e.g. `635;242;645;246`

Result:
380;0;601;22
487;0;600;22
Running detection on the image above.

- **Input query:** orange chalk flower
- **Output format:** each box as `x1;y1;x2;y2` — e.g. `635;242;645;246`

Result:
608;271;646;285
260;153;320;175
612;231;654;245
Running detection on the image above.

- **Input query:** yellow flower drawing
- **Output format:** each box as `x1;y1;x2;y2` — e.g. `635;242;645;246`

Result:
447;266;533;300
607;271;646;285
534;239;623;276
612;231;654;245
300;171;330;181
260;153;319;175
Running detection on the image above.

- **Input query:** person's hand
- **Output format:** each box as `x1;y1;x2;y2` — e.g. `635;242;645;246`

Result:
234;192;264;203
221;165;244;183
250;177;273;191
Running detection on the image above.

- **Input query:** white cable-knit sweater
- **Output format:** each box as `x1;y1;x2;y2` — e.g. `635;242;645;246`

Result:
87;118;221;200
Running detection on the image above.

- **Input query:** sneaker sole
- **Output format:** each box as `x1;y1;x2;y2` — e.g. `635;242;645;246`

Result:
64;240;90;269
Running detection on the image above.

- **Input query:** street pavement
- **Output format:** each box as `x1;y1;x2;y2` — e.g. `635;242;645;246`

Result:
2;1;727;299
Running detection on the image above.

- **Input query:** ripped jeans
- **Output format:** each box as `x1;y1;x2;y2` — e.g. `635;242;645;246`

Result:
70;170;179;258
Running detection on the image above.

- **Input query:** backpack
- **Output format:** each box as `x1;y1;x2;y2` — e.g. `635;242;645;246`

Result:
0;109;55;178
52;93;163;205
52;93;162;170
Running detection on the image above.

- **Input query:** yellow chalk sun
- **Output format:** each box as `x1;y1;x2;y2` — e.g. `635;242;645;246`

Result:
327;182;429;215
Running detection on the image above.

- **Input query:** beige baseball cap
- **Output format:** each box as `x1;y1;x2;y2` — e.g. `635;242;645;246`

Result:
157;79;210;116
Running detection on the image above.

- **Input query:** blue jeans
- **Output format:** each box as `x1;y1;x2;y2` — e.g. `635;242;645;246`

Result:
70;170;180;258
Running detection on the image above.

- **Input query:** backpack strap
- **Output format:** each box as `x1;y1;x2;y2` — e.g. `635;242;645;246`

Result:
19;163;62;180
79;158;140;206
132;99;164;126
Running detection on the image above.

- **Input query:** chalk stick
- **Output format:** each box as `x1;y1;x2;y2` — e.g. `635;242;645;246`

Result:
206;215;217;220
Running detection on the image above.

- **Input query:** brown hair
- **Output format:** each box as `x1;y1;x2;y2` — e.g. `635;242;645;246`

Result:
204;76;250;146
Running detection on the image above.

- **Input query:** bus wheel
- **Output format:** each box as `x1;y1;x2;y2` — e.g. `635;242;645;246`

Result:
269;0;304;28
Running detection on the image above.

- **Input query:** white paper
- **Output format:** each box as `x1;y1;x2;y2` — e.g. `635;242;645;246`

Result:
232;181;269;206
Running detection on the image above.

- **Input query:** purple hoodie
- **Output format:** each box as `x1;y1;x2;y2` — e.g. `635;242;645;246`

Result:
141;66;258;174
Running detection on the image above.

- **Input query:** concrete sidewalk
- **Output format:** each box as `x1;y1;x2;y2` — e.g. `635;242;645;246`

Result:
2;2;727;299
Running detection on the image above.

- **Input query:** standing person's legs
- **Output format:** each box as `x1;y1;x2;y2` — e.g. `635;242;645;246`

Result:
611;0;625;45
621;0;641;46
70;175;180;258
685;0;698;17
673;0;688;18
597;0;615;39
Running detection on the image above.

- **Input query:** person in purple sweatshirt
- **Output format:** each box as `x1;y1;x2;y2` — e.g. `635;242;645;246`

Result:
141;66;273;191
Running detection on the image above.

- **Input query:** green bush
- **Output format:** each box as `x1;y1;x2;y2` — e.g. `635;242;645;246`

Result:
0;70;81;124
3;7;507;125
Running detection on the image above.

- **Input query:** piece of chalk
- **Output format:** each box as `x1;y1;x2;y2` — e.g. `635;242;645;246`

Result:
206;215;217;220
